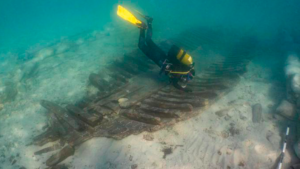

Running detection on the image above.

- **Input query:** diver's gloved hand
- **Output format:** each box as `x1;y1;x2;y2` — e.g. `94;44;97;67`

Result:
174;83;192;93
171;79;192;93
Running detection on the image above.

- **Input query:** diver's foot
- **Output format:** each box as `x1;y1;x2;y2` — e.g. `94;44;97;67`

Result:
144;16;153;23
137;22;148;29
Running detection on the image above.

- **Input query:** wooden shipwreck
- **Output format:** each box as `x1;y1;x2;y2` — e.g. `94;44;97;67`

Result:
30;27;257;167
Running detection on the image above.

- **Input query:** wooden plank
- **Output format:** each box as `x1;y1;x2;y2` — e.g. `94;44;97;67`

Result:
34;144;62;155
46;145;75;166
66;105;103;127
41;100;85;131
121;109;161;125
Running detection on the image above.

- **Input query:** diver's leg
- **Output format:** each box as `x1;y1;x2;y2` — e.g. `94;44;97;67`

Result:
144;20;167;66
138;20;167;66
138;26;150;54
138;20;154;56
146;19;153;41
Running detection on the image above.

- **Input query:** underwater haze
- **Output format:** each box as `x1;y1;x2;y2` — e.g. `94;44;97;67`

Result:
0;0;114;54
1;0;300;169
1;0;299;54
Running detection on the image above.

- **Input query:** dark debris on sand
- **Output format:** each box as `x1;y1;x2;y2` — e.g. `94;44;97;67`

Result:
162;147;173;159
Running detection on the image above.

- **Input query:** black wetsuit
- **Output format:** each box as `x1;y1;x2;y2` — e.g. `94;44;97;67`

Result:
138;21;193;92
138;21;166;67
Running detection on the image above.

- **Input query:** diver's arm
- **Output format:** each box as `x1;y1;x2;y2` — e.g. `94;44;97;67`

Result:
190;68;195;76
172;81;184;90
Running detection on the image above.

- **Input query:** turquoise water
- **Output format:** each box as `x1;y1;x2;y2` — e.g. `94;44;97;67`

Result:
0;0;114;54
1;0;299;55
0;0;300;168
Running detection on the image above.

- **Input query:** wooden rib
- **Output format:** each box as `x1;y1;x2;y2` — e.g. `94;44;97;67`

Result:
160;89;219;100
108;65;135;78
142;99;193;112
157;91;202;100
113;60;140;75
34;144;62;155
46;145;75;167
188;83;229;91
66;105;103;127
49;113;69;136
121;109;161;125
139;104;181;118
31;128;60;146
89;73;110;91
41;100;86;131
109;73;128;83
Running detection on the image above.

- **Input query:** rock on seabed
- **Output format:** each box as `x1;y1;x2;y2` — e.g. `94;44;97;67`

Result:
276;100;296;119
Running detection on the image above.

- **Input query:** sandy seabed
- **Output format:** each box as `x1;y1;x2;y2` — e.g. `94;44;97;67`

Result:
0;23;297;169
63;63;292;169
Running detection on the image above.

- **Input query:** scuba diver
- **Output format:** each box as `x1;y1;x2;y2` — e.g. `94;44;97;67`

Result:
117;5;195;92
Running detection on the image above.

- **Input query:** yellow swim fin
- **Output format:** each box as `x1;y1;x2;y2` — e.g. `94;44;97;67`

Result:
117;5;142;28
